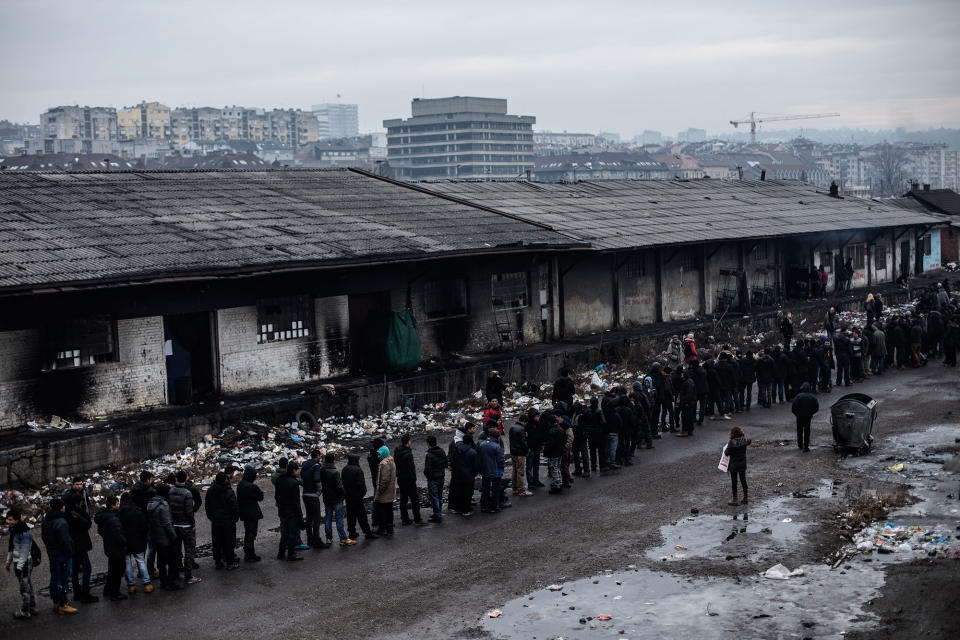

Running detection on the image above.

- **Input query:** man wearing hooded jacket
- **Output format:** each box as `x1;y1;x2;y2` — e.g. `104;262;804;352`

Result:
791;382;820;452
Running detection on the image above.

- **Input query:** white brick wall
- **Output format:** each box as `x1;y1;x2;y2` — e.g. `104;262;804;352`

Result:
217;306;308;393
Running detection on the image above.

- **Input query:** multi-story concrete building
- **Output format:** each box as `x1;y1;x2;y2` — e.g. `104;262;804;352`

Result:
384;96;535;180
312;103;359;139
40;106;117;151
533;131;596;148
118;102;171;140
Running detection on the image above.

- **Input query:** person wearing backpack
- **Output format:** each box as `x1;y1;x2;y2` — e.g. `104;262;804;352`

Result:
5;508;40;619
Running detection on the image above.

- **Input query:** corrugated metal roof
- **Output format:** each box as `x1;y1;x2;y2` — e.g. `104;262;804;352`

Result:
419;179;943;250
0;169;573;292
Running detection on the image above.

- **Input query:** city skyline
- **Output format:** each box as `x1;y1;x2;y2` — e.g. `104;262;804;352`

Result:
1;0;958;136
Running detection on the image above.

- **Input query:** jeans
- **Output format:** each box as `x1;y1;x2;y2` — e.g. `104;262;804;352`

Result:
303;495;322;545
481;476;499;510
324;501;348;541
775;379;786;403
125;552;150;587
71;551;91;595
346;497;372;536
242;520;259;558
146;531;155;574
279;515;300;557
526;449;542;486
427;479;445;518
571;437;590;473
14;559;36;611
49;556;71;605
398;480;422;523
606;433;619;467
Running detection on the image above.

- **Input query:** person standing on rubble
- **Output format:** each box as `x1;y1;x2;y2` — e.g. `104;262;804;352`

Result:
394;434;426;526
824;306;838;348
485;370;506;406
320;453;356;546
300;450;325;549
552;368;576;406
482;397;505;435
683;333;698;364
237;465;264;562
275;461;304;561
169;471;200;583
41;499;78;614
780;312;794;350
204;472;240;570
791;382;820;453
665;335;683;369
62;477;92;517
374;446;397;535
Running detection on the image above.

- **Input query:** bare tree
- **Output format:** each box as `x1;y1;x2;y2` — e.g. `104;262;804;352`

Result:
869;142;909;197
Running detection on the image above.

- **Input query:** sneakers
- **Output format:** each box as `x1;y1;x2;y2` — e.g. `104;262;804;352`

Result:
413;521;429;527
340;539;357;546
295;543;311;551
185;576;202;584
56;603;79;615
13;609;30;620
144;584;154;593
225;562;240;571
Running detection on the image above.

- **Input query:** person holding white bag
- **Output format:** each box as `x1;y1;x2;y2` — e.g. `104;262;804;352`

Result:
725;427;751;506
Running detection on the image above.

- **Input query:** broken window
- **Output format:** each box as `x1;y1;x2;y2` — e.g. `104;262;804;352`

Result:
922;234;932;256
423;278;468;320
875;244;888;270
42;316;117;371
679;250;698;271
752;241;768;264
624;254;646;279
820;252;833;272
845;243;866;269
257;295;313;344
491;271;528;309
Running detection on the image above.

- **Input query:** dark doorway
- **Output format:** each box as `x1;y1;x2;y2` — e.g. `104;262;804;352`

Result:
900;240;911;278
348;291;391;375
164;312;217;405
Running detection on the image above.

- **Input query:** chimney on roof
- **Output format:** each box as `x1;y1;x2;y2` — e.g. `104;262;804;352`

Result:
760;169;766;181
923;183;930;191
829;181;839;198
910;180;919;191
525;169;531;181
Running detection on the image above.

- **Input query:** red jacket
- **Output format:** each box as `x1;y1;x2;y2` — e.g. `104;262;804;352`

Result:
683;339;698;363
482;406;505;435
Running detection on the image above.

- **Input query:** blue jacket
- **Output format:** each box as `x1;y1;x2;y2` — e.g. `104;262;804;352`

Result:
6;522;32;570
478;439;505;479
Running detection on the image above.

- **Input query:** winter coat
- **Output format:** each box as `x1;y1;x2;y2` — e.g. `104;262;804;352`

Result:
578;407;606;437
393;445;417;485
300;458;322;496
62;487;92;516
552;375;576;406
130;480;156;513
772;351;789;378
6;522;33;571
374;457;397;504
670;370;684;399
482;406;504;433
478;439;505;479
756;354;775;383
508;422;530;457
738;355;756;385
780;317;794;340
41;510;72;559
683;338;698;363
168;484;195;527
679;376;698;406
616;399;636;437
146;496;176;549
726;436;751;471
317;462;345;505
791;387;820;418
237;468;264;521
94;509;127;558
665;341;683;367
716;357;736;391
274;472;302;520
341;456;367;502
792;347;809;376
485;375;506;403
366;449;381;489
450;442;480;483
118;503;148;554
424;445;448;481
824;311;836;332
704;361;721;393
543;422;567;458
205;480;239;524
66;505;93;554
870;329;888;359
601;400;621;435
834;335;851;358
910;323;923;345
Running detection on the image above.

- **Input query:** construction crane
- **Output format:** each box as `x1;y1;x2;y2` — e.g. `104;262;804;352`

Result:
730;112;840;144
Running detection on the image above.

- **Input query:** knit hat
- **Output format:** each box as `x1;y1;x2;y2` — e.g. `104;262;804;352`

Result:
377;446;390;460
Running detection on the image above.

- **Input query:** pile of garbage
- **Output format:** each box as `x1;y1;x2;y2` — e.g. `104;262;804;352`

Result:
849;521;960;558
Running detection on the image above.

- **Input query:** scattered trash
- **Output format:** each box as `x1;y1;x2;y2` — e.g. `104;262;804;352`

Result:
674;545;688;551
547;584;564;591
782;518;793;523
596;614;612;621
886;463;904;472
763;563;805;579
488;609;502;618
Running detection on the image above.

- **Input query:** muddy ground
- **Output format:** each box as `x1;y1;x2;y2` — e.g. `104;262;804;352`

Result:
3;362;958;640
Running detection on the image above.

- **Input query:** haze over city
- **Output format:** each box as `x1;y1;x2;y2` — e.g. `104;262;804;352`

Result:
2;0;959;135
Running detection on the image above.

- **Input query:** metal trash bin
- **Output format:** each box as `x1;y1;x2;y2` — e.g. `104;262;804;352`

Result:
830;393;878;455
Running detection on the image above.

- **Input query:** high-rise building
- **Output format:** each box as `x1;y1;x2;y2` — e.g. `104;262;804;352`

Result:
384;96;535;180
117;102;171;140
312;103;359;139
640;130;662;145
41;106;117;142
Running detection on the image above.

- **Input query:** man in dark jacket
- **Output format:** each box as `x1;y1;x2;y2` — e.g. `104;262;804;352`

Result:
704;359;722;418
478;428;506;512
94;495;127;601
755;349;774;407
541;410;567;493
580;396;607;472
737;351;756;411
715;353;736;419
772;346;789;403
147;485;180;590
62;476;93;517
169;470;199;584
394;434;426;526
118;492;151;594
651;362;676;433
791;382;820;452
341;453;377;538
449;435;480;515
64;492;98;603
130;470;157;576
205;472;240;569
275;461;304;561
552;368;576;406
41;499;77;614
524;409;545;489
678;368;698;437
615;393;636;466
424;435;449;521
366;438;385;530
835;331;852;385
485;370;506;406
320;453;355;546
630;383;653;450
300;449;324;548
689;360;709;425
237;466;264;562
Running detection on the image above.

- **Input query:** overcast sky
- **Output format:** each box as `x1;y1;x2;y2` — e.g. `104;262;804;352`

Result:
3;0;959;137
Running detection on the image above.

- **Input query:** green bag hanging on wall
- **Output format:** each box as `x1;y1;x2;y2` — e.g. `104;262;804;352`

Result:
385;309;421;372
